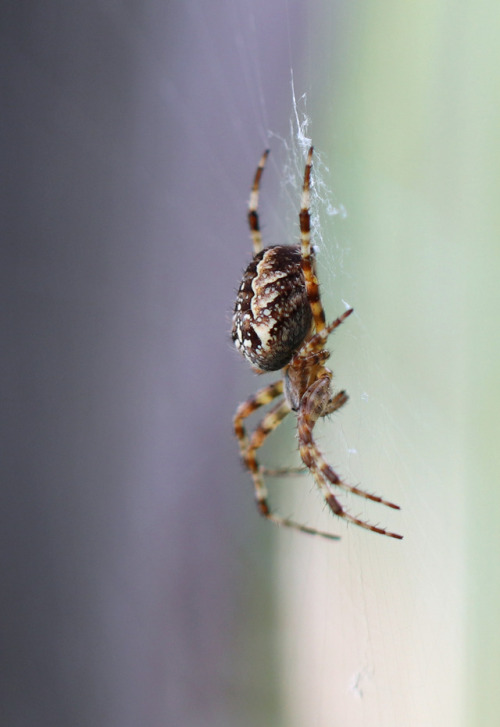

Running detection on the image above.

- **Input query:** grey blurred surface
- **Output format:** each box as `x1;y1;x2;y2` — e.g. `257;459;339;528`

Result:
1;2;306;725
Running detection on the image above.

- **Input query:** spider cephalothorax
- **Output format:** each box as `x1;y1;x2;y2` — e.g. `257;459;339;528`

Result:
232;147;402;540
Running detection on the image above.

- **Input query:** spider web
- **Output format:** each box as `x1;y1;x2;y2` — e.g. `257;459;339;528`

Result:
218;7;466;727
161;1;467;725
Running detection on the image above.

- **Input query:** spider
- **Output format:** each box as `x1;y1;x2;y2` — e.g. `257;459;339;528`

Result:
232;147;402;541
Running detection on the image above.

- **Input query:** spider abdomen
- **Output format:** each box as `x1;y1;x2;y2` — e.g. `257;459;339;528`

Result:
232;245;312;371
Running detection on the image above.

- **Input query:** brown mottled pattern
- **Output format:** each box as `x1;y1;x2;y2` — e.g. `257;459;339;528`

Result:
232;245;312;371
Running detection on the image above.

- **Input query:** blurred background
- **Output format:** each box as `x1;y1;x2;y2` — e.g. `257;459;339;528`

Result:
2;1;500;725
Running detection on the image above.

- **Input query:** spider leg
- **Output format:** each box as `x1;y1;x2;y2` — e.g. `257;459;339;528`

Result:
245;399;291;475
324;389;349;416
301;308;354;356
233;379;283;459
248;149;270;255
298;376;403;539
261;465;307;476
233;380;304;475
299;146;326;333
244;398;340;541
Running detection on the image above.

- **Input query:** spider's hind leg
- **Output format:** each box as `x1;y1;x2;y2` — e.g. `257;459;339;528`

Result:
248;149;270;255
299;146;326;333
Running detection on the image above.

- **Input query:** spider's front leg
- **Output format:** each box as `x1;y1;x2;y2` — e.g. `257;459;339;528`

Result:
298;377;403;539
236;384;340;541
233;380;284;460
233;380;303;476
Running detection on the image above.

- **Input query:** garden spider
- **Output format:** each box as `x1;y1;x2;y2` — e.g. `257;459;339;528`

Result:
232;147;402;540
